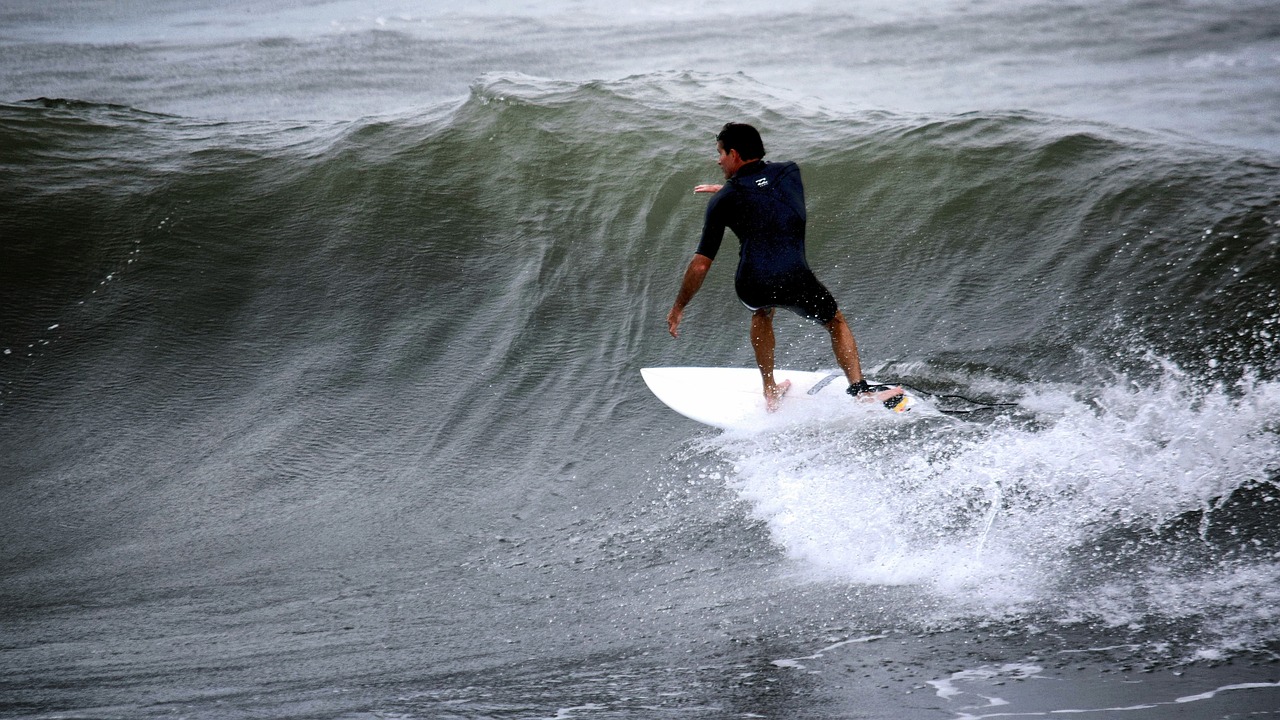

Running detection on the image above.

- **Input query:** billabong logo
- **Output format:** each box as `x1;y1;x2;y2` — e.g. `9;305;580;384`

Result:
754;177;769;187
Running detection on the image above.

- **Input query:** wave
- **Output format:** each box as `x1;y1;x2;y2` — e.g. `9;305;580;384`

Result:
9;74;1276;365
2;73;1278;661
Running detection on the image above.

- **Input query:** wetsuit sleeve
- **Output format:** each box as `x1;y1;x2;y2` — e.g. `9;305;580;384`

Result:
694;190;729;260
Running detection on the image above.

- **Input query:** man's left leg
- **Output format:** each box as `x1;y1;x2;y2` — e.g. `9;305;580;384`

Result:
750;308;791;412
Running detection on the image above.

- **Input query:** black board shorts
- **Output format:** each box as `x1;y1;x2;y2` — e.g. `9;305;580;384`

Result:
735;268;839;325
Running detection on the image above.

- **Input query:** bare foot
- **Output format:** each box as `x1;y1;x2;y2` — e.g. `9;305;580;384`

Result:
852;385;907;408
765;379;792;413
880;389;910;411
869;386;904;404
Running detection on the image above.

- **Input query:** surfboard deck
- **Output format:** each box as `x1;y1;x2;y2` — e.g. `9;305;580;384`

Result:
641;367;927;431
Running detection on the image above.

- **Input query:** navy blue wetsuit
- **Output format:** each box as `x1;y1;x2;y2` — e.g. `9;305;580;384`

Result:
695;160;839;324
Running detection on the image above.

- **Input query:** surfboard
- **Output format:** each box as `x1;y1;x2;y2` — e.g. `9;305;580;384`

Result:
640;366;925;431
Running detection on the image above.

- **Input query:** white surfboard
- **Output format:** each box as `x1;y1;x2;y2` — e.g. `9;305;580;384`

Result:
641;367;926;431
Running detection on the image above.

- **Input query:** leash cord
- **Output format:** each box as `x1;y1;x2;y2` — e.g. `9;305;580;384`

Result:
893;382;1020;415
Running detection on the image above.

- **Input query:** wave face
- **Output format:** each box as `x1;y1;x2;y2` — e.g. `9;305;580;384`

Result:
2;74;1279;716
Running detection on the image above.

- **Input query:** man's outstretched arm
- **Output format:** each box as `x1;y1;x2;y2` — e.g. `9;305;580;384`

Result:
666;253;713;338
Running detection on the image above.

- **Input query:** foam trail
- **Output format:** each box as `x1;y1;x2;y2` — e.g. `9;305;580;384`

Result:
771;634;888;669
709;362;1280;649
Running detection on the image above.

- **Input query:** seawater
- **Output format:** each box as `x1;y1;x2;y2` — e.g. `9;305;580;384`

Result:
2;2;1280;719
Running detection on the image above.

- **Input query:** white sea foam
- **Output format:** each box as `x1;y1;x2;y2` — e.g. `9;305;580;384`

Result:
708;362;1280;644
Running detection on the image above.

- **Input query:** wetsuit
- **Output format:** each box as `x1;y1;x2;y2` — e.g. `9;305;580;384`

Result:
695;160;839;324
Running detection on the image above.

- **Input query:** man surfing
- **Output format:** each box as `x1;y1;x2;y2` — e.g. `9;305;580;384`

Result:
665;122;903;412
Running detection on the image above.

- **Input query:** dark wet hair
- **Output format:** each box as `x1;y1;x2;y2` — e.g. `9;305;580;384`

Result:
716;122;766;160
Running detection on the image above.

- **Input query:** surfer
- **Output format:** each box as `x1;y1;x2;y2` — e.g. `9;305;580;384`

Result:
665;122;902;412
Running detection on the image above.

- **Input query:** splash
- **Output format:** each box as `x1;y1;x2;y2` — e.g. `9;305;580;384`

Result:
706;360;1280;645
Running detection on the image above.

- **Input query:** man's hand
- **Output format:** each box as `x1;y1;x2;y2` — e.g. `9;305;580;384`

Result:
693;184;723;194
666;305;684;338
666;254;712;339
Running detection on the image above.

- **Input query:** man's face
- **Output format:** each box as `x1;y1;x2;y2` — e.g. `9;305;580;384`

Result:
716;141;744;179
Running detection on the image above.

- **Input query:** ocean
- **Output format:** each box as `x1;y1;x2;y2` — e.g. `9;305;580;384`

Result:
2;1;1279;718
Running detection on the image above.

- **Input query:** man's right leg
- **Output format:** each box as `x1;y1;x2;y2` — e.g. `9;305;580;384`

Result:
750;308;790;411
826;311;905;405
823;311;865;385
